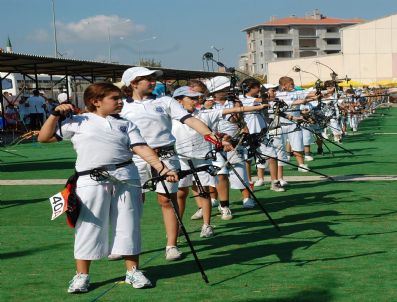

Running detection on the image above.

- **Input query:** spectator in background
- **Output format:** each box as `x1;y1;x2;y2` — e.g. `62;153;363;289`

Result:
17;95;31;130
27;89;46;130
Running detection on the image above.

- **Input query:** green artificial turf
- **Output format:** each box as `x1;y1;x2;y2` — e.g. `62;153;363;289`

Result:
1;107;396;302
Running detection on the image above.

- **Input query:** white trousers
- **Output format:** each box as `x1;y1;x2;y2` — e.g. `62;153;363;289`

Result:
212;149;249;189
74;179;142;260
134;153;181;194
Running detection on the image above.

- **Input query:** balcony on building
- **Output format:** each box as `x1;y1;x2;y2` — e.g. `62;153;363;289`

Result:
273;39;293;51
299;38;318;50
298;28;318;38
274;51;293;58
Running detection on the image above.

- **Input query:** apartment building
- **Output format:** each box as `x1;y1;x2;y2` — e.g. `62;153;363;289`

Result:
240;10;364;76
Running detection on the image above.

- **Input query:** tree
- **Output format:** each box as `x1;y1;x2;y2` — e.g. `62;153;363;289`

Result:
138;58;161;67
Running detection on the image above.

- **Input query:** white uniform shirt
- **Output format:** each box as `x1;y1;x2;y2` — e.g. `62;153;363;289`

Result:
121;95;191;148
239;95;266;134
56;112;146;180
276;90;309;124
27;96;46;114
172;108;223;159
213;100;239;136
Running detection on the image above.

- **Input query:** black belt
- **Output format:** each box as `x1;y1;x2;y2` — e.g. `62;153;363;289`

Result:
153;145;175;158
76;159;133;176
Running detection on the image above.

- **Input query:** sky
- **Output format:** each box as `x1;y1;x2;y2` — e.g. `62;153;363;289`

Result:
1;0;396;71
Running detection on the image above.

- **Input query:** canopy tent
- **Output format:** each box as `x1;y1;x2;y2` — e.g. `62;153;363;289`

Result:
300;81;316;88
0;52;229;124
374;79;397;87
338;80;365;88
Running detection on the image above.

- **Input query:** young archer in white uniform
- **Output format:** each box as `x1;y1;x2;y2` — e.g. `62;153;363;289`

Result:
172;86;269;237
276;77;318;172
239;78;286;192
120;67;222;261
38;83;178;293
203;76;254;219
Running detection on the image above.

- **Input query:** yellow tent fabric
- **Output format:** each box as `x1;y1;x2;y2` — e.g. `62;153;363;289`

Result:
301;81;316;88
375;79;397;87
338;80;365;88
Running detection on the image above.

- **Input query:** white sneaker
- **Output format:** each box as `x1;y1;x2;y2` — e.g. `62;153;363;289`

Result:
278;179;288;187
107;254;123;261
211;198;219;207
298;164;309;172
218;205;233;220
243;197;255;208
254;179;265;187
165;246;182;261
200;224;214;238
125;267;152;289
67;273;90;293
191;208;203;220
270;181;286;192
304;155;314;161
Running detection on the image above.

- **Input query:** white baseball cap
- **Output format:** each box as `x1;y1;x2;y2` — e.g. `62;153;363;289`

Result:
172;86;203;98
57;92;68;103
263;83;278;89
204;76;231;93
121;67;163;86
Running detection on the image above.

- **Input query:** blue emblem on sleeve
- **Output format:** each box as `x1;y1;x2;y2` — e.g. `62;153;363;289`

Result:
119;126;127;133
155;106;165;113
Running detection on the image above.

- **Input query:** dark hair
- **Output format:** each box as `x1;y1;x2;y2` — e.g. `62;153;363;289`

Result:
324;80;335;88
121;85;133;98
241;78;261;91
32;89;40;96
83;82;121;112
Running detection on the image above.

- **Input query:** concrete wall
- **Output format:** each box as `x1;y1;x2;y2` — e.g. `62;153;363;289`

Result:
267;54;343;85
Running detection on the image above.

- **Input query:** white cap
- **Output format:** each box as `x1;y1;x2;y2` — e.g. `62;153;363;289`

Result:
263;83;278;89
112;81;125;89
204;76;230;93
121;67;163;86
57;92;68;103
172;86;203;98
39;90;45;95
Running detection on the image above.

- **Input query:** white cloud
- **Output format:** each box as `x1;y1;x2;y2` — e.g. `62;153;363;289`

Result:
57;15;145;42
28;29;50;42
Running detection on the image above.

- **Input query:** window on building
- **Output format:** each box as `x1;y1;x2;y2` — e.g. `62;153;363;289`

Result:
324;50;340;54
261;64;264;69
299;28;316;37
260;40;263;46
275;28;288;34
274;51;292;58
275;39;292;46
300;51;317;57
326;38;340;45
260;52;263;57
326;27;339;33
259;29;262;34
299;39;317;48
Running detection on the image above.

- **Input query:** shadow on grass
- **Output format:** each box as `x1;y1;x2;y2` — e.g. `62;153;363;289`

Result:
89;276;125;291
0;243;67;259
0;160;75;172
0;198;45;209
234;288;333;302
